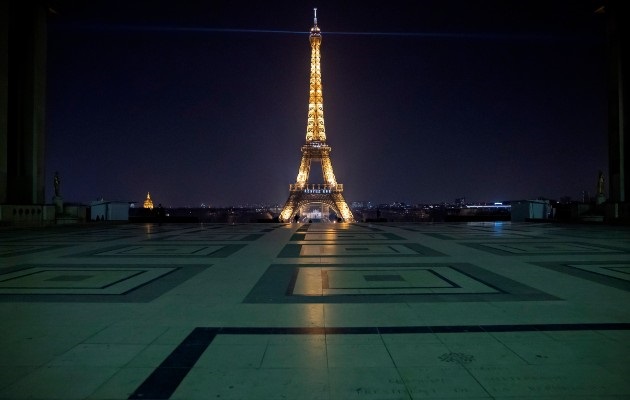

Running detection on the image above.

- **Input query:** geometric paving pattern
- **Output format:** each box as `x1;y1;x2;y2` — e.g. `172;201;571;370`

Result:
2;234;135;242
244;263;557;303
66;244;246;258
299;266;496;295
0;244;69;257
296;224;383;232
291;232;405;241
568;263;630;281
461;241;629;256
0;266;175;294
152;233;263;241
0;264;207;302
1;221;629;400
547;228;630;240
422;232;537;240
533;261;630;292
278;243;445;257
129;323;630;400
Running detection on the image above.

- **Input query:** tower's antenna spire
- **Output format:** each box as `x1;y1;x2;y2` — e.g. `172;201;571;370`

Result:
313;7;318;27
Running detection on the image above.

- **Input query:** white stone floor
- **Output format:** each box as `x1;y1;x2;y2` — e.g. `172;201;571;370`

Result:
0;221;629;399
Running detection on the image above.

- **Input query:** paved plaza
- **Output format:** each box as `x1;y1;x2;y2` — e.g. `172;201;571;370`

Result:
1;221;629;399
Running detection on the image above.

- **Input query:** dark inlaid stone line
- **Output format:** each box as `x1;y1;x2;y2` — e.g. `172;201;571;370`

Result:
128;323;630;399
363;274;405;282
211;323;630;335
461;241;630;256
128;328;218;399
533;261;630;292
290;232;405;241
277;242;446;258
45;275;92;282
66;244;246;258
0;264;206;303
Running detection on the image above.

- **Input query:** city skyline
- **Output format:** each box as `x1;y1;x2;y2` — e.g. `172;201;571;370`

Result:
45;1;607;207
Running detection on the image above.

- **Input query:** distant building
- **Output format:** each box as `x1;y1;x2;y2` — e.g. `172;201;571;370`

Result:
90;200;130;221
143;192;154;209
511;200;551;221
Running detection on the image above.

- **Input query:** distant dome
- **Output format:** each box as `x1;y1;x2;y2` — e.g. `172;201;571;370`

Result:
143;192;154;209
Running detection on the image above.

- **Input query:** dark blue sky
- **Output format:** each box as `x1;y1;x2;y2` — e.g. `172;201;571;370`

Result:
45;0;608;207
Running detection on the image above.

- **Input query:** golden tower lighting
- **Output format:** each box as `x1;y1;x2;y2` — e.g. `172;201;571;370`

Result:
279;9;354;222
143;192;154;209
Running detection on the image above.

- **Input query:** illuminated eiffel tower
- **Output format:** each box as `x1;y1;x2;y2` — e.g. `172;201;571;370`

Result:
279;9;354;222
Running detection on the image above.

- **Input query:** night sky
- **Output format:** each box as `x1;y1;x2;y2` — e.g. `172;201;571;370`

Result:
45;0;608;207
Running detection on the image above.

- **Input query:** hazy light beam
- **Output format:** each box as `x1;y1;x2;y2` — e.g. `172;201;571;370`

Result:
51;23;594;42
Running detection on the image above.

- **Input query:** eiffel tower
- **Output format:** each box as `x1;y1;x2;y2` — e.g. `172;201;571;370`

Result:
279;9;354;223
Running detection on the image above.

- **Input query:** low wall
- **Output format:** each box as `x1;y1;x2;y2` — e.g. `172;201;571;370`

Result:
0;204;56;225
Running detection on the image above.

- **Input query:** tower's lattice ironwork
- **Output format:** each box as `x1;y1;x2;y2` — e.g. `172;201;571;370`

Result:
279;9;354;222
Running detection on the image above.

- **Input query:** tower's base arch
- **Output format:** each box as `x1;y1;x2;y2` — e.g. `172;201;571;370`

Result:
279;184;354;223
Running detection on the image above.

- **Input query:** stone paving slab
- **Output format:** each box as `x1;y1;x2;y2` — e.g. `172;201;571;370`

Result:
0;222;629;399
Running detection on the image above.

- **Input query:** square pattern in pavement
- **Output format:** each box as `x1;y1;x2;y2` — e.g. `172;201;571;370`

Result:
0;221;629;399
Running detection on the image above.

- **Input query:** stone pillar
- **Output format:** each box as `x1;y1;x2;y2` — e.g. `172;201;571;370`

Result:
53;196;63;215
0;2;7;204
0;1;47;205
606;1;629;211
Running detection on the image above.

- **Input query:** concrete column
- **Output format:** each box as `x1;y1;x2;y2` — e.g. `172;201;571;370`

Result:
607;0;628;206
0;1;47;205
0;2;8;204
